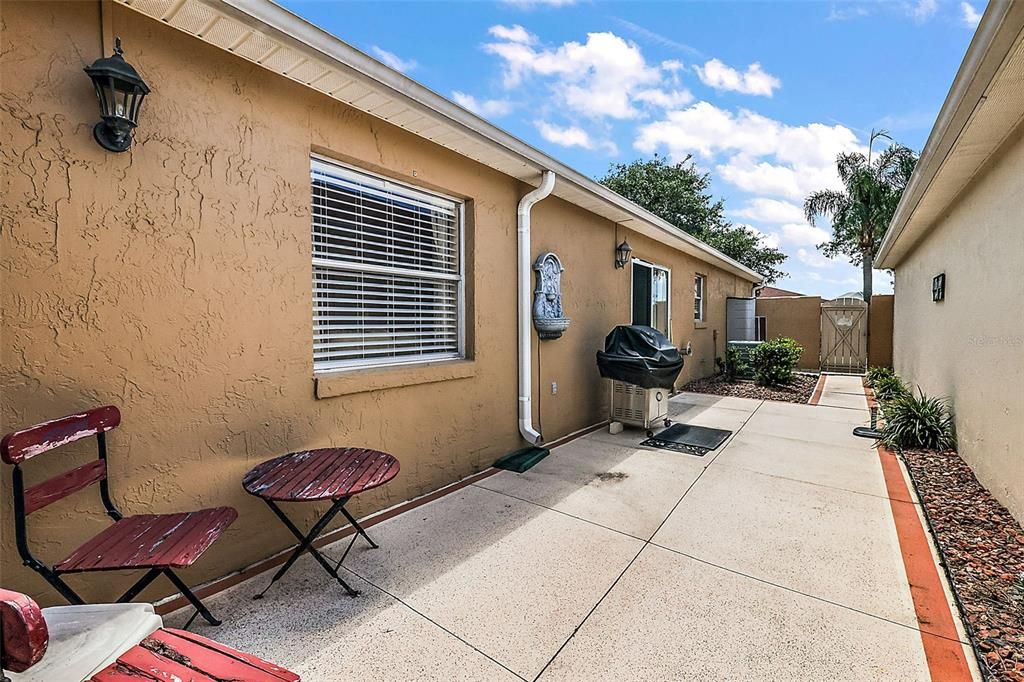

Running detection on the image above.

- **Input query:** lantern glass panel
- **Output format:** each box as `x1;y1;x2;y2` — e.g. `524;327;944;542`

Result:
114;86;131;118
94;78;113;117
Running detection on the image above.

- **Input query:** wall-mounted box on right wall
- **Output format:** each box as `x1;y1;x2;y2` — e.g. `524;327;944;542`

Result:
931;273;945;301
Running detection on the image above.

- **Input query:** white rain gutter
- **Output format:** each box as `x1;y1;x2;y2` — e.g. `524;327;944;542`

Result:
517;171;556;445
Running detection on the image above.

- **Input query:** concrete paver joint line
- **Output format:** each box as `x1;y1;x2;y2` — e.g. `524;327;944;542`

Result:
532;400;761;676
646;539;972;646
534;430;722;680
338;564;530;682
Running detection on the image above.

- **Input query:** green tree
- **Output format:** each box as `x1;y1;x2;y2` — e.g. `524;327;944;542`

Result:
804;130;917;303
600;155;787;284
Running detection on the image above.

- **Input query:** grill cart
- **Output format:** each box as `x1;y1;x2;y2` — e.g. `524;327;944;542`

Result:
597;326;685;437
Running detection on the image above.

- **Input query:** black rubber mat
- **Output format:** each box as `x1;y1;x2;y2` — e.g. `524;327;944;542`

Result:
640;423;733;456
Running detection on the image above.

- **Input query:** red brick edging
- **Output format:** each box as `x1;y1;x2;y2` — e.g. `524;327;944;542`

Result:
807;374;826;405
864;383;973;681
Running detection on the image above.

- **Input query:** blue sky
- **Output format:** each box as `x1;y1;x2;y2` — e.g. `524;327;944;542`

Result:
280;0;983;297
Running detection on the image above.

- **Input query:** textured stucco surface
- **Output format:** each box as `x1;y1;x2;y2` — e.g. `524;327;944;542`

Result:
754;296;822;369
892;129;1024;523
868;294;894;368
1;1;752;604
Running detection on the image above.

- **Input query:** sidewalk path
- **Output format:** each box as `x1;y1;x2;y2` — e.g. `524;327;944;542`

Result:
168;382;977;681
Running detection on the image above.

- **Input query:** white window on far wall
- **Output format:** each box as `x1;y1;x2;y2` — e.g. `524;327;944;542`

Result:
755;315;767;341
694;274;705;321
631;259;671;338
311;157;464;373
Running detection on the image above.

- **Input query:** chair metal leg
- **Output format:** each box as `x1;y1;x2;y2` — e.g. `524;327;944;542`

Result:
115;568;162;603
254;499;359;599
162;569;221;627
36;566;85;606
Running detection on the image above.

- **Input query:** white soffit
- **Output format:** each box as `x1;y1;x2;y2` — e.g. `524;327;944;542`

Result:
116;0;762;283
877;4;1024;268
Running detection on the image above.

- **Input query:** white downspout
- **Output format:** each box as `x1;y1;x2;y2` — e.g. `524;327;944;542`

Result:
517;170;556;445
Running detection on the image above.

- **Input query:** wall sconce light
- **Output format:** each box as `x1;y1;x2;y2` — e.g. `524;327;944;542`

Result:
615;239;633;269
932;273;946;301
84;37;150;153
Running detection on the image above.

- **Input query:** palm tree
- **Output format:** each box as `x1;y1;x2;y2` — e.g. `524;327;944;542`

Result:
804;130;917;303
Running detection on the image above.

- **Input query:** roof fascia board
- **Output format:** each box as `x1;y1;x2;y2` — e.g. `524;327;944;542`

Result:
876;0;1024;268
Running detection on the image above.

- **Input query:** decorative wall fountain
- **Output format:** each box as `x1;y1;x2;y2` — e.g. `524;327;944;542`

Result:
532;252;570;340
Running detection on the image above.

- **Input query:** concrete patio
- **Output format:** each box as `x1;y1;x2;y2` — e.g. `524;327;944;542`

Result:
166;376;974;681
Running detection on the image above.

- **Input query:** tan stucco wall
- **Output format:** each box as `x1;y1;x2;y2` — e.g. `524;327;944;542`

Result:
868;294;894;368
0;2;752;604
891;129;1024;523
754;297;822;369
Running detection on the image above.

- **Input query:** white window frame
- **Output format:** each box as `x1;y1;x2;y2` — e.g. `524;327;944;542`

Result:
311;155;465;373
755;315;767;342
630;258;672;339
694;274;706;322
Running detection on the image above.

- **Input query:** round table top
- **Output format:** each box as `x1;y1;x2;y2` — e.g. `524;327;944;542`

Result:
242;448;400;502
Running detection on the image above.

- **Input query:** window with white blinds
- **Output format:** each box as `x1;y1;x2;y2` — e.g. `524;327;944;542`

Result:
311;158;464;372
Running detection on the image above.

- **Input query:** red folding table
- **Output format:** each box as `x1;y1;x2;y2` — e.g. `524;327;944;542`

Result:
242;448;400;598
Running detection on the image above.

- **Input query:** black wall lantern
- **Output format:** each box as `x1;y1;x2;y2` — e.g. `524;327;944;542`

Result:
84;37;150;153
932;272;946;302
615;239;633;269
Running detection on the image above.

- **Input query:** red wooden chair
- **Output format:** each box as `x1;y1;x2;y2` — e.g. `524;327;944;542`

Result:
1;406;237;628
0;587;299;681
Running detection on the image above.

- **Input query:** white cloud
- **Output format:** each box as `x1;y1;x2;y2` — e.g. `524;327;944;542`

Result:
451;91;513;117
910;0;938;21
780;222;829;246
960;2;982;27
635;101;863;200
484;28;676;119
488;24;535;44
634;88;694;108
536;121;591;148
535;121;618;154
827;4;871;21
695;59;781;97
717;156;804;199
797;248;834;269
501;0;577;6
371;46;418;73
636;102;860;167
611;17;702;56
827;0;943;24
733;198;806;224
742;224;781;249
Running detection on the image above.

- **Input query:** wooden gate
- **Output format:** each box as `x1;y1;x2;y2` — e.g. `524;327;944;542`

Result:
820;299;868;373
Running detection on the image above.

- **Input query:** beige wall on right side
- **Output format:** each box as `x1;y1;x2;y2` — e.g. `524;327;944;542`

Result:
892;131;1024;523
868;294;894;368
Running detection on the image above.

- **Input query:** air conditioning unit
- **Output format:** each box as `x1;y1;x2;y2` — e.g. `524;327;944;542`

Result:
610;380;671;435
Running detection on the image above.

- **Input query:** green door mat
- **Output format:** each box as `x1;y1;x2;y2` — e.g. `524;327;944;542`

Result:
494;446;550;473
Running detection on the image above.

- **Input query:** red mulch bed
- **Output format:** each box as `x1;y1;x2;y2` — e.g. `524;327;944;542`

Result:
901;448;1024;681
681;373;818;404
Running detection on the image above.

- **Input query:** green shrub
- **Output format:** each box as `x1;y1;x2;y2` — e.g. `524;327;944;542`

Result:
878;389;956;451
866;366;895;387
871;375;909;402
749;337;803;386
723;346;749;383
